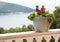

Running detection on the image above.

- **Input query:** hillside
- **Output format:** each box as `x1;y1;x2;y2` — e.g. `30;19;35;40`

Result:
0;1;35;13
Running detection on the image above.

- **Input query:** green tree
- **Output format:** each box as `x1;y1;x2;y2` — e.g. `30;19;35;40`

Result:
15;27;22;32
0;27;4;34
50;6;60;29
54;6;60;28
27;24;34;31
54;6;60;21
50;20;57;29
22;25;28;32
9;27;15;33
4;29;9;33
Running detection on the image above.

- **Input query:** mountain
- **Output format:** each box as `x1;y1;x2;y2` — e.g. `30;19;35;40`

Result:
0;1;35;13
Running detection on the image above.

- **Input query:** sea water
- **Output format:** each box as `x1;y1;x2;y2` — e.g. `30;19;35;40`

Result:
0;12;32;29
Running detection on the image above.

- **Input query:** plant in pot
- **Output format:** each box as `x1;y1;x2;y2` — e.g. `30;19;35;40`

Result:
28;5;55;32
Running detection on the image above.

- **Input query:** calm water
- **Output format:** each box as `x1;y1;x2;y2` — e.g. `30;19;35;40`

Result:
0;12;33;29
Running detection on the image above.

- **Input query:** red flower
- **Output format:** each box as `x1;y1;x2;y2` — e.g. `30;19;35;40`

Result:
36;9;41;12
41;8;44;12
36;5;45;13
36;5;41;13
40;5;45;12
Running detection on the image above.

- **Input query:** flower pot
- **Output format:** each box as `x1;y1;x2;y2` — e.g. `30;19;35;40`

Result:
33;16;51;32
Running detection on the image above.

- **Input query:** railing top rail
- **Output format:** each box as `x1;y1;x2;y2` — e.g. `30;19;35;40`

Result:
0;29;60;40
0;31;35;36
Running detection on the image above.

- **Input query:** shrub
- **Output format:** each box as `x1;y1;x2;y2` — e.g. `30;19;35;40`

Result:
0;27;4;34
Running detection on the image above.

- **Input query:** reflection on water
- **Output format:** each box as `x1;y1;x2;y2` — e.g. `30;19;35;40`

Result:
0;12;32;29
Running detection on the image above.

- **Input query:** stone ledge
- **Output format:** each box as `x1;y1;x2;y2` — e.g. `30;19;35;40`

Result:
0;29;60;40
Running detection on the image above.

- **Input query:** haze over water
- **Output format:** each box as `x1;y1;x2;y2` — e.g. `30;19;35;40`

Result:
0;12;33;29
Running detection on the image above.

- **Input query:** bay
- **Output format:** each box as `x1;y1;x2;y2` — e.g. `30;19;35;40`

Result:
0;12;33;29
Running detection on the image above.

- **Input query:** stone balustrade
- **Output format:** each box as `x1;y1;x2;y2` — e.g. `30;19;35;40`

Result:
0;29;60;42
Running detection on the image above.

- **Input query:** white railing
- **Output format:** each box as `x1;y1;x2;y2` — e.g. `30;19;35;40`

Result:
0;29;60;42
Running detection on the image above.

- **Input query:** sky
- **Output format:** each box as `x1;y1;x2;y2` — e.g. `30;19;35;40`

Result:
0;0;60;13
0;0;60;29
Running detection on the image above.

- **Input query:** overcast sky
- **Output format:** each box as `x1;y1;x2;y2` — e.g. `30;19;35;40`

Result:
0;0;60;12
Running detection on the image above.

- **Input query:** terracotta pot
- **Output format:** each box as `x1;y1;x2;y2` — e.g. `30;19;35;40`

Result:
33;16;51;32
